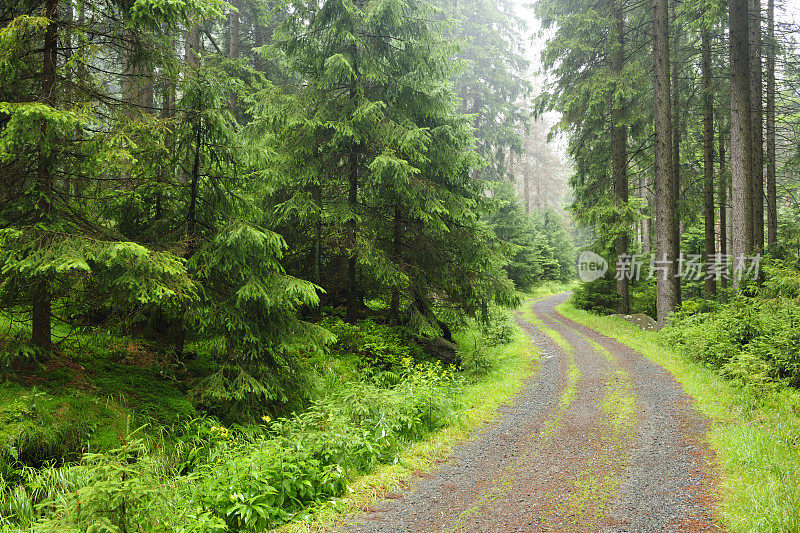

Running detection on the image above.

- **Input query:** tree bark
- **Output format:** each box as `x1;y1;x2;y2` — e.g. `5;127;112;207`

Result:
32;0;59;352
670;2;682;303
731;0;754;270
185;24;200;68
766;0;777;246
388;205;402;325
229;0;239;59
611;0;629;314
719;118;728;292
345;145;359;323
639;173;649;254
751;0;765;251
702;25;716;298
313;183;322;285
253;21;266;72
652;0;679;328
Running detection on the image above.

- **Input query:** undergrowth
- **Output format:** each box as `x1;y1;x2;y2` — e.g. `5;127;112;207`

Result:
0;291;554;532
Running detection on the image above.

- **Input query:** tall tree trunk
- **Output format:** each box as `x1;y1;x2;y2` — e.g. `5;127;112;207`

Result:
228;0;240;110
719;118;728;292
346;54;360;322
751;0;765;251
253;23;265;72
229;0;239;59
174;24;201;357
766;0;777;246
185;24;200;68
639;173;649;253
670;2;682;303
652;0;679;328
702;25;716;298
32;0;59;352
157;36;176;222
346;145;359;323
611;0;629;314
731;0;754;271
313;183;322;285
642;173;652;255
388;205;402;325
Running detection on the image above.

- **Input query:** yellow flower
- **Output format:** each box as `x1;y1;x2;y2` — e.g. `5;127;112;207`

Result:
261;415;271;423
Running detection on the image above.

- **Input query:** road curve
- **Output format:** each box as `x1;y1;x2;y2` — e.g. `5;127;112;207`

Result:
340;294;722;532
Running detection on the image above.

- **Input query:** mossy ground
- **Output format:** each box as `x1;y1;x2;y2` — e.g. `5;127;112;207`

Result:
0;325;198;478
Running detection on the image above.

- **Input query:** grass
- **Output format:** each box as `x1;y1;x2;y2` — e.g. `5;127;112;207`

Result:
521;281;578;302
557;301;800;533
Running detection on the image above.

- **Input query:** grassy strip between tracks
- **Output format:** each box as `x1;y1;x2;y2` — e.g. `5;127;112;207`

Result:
557;301;800;533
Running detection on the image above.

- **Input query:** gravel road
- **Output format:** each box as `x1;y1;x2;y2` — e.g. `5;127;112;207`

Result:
340;294;722;532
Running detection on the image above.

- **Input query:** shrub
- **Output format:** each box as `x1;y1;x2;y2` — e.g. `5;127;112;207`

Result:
571;277;619;314
322;318;413;369
666;261;800;388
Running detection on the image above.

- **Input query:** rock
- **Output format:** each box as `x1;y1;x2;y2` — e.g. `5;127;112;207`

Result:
611;313;658;331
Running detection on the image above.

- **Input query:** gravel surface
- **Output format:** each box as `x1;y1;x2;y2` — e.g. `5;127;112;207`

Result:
339;294;722;532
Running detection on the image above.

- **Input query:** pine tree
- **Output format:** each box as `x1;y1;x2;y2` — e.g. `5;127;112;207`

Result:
268;0;516;333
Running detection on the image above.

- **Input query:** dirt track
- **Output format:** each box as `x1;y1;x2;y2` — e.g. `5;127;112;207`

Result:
340;294;722;532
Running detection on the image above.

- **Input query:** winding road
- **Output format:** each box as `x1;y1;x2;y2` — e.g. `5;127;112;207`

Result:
341;294;722;532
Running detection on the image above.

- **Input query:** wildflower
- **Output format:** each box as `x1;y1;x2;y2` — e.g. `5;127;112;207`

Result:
261;415;271;423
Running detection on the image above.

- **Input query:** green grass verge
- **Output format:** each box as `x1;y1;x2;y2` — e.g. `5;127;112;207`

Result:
557;301;800;533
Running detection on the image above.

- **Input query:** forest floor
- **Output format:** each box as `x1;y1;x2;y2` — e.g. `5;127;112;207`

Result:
338;294;723;532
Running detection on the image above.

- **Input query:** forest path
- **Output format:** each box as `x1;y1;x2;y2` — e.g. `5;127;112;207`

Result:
340;294;722;533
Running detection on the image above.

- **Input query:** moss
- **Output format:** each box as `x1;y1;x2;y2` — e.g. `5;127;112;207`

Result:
0;383;130;476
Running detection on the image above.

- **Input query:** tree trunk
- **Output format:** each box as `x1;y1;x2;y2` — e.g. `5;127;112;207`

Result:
751;0;765;251
639;173;648;253
228;0;240;110
731;0;754;270
313;183;322;285
33;0;59;352
229;0;239;59
523;167;531;214
185;24;200;68
388;205;402;325
611;0;629;314
652;0;679;328
642;173;652;255
174;26;201;357
253;23;265;72
766;0;777;246
670;2;682;305
346;145;359;323
719;118;728;292
346;35;361;323
702;26;716;298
